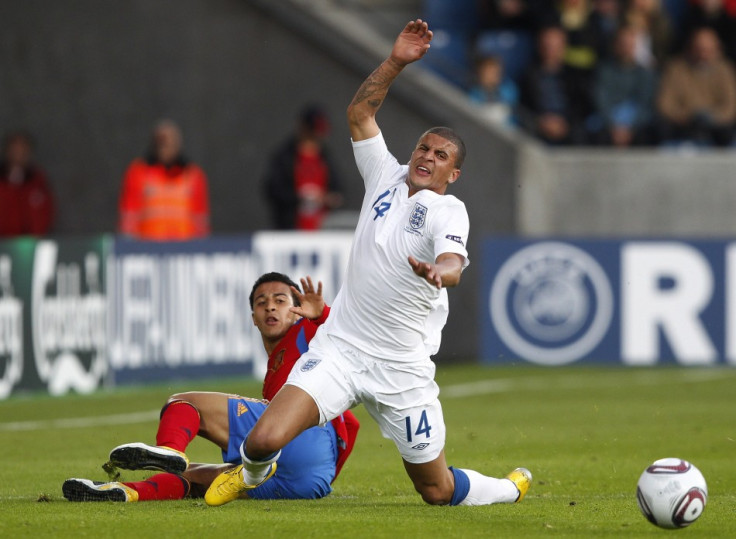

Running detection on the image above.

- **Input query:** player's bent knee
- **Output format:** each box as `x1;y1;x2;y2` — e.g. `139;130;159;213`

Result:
161;394;199;415
245;423;288;457
415;483;453;506
160;394;202;422
167;392;189;404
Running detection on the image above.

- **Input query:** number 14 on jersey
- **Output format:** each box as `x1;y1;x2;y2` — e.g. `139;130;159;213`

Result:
405;410;432;442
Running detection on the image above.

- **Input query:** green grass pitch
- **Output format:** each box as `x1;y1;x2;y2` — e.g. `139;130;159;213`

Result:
1;364;734;538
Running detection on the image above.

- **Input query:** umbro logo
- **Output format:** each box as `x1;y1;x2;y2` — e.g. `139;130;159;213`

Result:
411;443;430;450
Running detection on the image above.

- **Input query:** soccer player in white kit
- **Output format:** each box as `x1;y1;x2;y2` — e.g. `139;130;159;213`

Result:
206;19;532;507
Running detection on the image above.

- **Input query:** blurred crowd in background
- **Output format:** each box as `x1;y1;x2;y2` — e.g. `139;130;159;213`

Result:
427;0;736;147
1;106;344;241
4;0;736;240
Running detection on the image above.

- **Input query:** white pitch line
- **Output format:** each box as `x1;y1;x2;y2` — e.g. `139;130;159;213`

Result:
440;368;736;399
0;410;160;432
2;369;734;432
441;379;514;398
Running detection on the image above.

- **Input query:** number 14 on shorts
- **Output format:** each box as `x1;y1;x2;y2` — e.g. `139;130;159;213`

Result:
405;410;432;442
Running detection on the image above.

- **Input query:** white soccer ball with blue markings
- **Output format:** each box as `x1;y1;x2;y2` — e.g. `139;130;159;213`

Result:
636;458;707;529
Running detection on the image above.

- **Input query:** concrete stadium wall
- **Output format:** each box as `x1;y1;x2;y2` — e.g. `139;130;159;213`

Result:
518;147;736;237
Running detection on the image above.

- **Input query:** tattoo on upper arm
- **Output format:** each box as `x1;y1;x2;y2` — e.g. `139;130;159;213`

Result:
350;65;393;109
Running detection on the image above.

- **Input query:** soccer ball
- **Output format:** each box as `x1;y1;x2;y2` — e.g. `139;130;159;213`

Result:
636;458;707;529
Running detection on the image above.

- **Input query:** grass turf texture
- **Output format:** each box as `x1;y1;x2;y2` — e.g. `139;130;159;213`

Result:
1;364;734;538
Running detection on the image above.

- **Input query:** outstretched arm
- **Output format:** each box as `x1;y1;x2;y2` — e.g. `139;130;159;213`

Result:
408;252;464;289
290;276;326;319
347;19;433;142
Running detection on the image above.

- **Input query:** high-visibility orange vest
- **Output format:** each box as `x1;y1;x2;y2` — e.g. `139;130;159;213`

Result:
118;159;210;240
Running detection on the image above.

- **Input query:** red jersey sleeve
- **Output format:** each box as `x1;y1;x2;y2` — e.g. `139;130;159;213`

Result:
330;410;360;482
314;305;330;326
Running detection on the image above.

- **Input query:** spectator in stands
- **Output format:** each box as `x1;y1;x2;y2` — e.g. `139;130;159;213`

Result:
263;105;344;230
478;0;542;32
118;120;210;240
680;0;736;63
519;26;594;145
621;0;673;67
468;54;519;126
538;0;601;72
0;131;54;237
656;26;736;146
593;25;658;146
588;0;623;62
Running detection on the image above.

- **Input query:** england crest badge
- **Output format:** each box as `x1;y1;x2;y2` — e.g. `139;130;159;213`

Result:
409;203;427;230
300;358;322;372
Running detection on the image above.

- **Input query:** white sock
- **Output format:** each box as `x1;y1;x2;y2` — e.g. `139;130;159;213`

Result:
239;445;280;486
457;468;518;506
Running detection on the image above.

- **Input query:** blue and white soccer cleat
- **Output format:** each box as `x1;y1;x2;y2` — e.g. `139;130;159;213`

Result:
505;467;533;503
62;478;139;502
109;442;189;474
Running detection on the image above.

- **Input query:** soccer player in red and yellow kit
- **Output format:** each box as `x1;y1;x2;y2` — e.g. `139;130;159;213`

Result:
118;120;210;240
62;273;359;502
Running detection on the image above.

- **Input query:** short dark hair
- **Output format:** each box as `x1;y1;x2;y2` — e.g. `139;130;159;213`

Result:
249;272;301;309
421;126;466;169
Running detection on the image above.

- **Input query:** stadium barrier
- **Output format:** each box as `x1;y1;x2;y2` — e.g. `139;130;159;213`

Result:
0;233;353;400
4;235;734;400
482;238;736;367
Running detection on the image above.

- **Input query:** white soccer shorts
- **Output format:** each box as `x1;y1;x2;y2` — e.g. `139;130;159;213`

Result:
286;332;447;464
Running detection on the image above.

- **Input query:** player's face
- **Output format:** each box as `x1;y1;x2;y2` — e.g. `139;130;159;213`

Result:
251;281;299;344
407;133;461;196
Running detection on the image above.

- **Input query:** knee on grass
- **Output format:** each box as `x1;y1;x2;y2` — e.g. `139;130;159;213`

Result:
414;483;454;506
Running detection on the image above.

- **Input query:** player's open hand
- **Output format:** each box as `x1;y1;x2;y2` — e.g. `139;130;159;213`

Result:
391;19;433;67
408;255;442;289
290;276;326;320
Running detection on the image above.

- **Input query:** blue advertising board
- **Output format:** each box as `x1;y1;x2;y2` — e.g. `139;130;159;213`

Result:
108;232;354;385
108;237;258;384
482;239;733;366
0;232;355;399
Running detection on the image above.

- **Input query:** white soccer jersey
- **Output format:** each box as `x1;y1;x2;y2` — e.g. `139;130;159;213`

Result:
322;131;469;362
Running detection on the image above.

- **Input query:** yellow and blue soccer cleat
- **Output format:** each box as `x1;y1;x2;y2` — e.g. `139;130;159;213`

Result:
505;467;533;503
109;442;189;474
62;478;139;502
204;463;277;506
